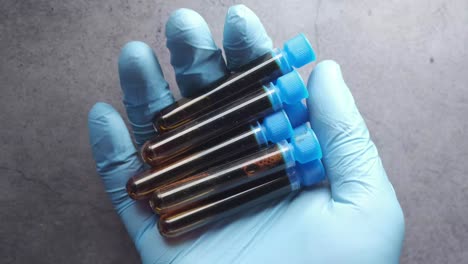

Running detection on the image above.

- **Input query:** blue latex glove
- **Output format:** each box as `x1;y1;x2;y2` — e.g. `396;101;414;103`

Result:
88;5;404;264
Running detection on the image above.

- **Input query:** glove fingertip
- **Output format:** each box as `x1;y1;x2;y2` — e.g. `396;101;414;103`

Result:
118;41;174;145
223;4;273;70
87;102;138;174
307;60;344;91
307;60;358;128
166;8;211;43
88;102;115;123
118;41;172;107
88;102;122;148
166;8;228;98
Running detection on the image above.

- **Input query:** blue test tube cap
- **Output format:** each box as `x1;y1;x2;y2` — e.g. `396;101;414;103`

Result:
290;124;322;163
297;159;326;187
276;70;309;104
292;123;311;140
283;102;308;128
262;110;294;143
283;33;316;68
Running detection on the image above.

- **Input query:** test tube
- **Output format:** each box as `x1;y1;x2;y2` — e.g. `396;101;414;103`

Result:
126;103;307;200
141;70;308;167
150;124;320;214
157;158;325;238
153;34;315;133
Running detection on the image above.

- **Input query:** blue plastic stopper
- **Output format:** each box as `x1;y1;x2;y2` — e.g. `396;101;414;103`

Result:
275;70;308;104
283;33;316;68
283;102;308;128
290;125;322;163
292;123;310;137
262;110;294;143
297;159;326;187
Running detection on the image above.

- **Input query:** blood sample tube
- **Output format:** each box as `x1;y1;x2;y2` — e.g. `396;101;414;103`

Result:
141;70;308;167
150;124;321;215
153;34;315;134
127;103;307;200
157;159;325;238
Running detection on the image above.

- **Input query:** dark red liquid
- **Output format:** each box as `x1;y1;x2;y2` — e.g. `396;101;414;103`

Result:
151;144;286;213
142;87;276;167
158;171;294;238
153;52;283;133
126;125;267;200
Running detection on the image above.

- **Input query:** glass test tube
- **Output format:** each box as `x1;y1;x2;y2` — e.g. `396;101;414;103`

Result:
126;103;308;200
150;124;322;215
153;34;315;134
141;70;308;167
157;159;326;238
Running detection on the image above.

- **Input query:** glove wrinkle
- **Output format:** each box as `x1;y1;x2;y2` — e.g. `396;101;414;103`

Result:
134;216;158;248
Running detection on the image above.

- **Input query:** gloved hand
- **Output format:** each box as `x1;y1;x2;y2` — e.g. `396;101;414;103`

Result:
88;5;405;264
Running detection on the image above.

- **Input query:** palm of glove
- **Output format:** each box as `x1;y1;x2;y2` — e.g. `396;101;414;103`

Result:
88;5;404;264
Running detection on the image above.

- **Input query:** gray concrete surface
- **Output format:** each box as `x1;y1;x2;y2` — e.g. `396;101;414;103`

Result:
1;0;467;263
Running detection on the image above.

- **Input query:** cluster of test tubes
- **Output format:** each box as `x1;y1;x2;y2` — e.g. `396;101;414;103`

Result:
126;34;326;237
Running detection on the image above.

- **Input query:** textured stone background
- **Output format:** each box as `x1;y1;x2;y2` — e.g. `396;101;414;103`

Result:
1;0;467;263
